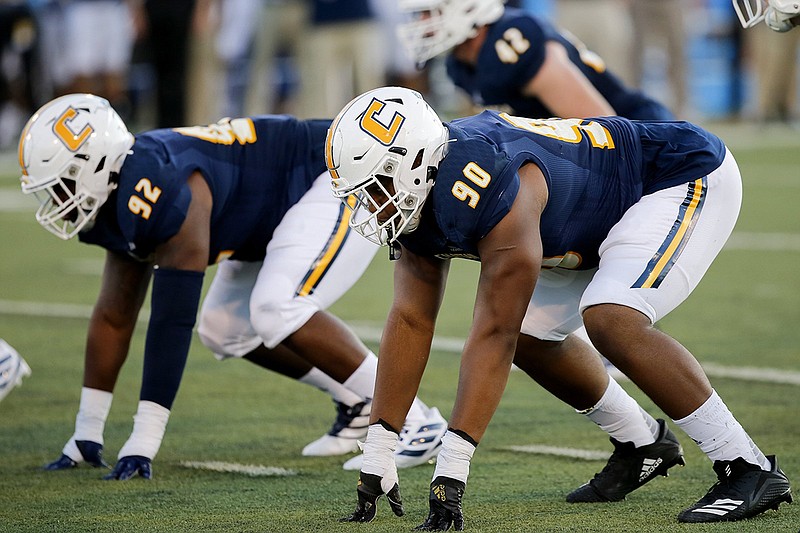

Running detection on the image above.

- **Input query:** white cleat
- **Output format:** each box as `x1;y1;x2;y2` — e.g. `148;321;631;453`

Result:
302;400;370;457
342;406;448;470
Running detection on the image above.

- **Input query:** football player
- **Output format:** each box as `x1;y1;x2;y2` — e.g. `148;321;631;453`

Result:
734;0;800;31
328;87;792;527
17;94;447;480
397;0;675;120
397;0;692;503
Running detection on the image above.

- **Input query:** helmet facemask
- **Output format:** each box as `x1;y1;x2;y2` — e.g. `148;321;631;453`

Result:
343;153;438;246
22;159;110;240
732;0;767;27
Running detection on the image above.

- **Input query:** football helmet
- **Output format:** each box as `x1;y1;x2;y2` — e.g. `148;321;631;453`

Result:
732;0;766;28
18;94;134;240
0;339;32;402
326;87;449;246
398;0;506;64
764;0;800;32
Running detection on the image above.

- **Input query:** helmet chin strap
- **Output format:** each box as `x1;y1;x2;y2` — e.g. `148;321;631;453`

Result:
384;223;404;261
389;241;402;261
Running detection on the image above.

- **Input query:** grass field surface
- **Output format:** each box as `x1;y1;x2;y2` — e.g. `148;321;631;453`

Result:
0;122;798;532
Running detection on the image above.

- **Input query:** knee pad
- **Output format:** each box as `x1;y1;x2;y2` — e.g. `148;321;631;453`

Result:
197;308;261;360
250;291;321;349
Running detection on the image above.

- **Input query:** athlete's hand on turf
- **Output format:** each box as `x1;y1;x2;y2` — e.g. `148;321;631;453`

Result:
340;471;404;523
414;476;466;531
104;455;152;480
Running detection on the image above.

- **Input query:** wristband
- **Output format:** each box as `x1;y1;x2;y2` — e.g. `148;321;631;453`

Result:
432;430;477;485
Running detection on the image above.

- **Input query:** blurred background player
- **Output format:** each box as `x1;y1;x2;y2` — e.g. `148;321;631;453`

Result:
553;0;635;85
628;0;688;117
18;94;446;479
61;0;135;118
734;0;800;124
296;0;384;120
734;0;800;31
397;0;675;121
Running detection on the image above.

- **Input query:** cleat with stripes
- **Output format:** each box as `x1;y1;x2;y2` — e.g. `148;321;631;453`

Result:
302;400;370;456
677;455;792;523
343;406;448;470
567;419;685;502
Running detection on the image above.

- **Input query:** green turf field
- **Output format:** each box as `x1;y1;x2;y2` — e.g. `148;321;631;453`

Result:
0;122;798;532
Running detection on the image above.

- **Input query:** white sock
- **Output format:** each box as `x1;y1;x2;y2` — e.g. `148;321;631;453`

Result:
432;431;476;485
342;351;378;400
580;376;660;448
299;367;362;406
62;387;113;461
673;390;770;470
340;352;429;422
117;401;171;460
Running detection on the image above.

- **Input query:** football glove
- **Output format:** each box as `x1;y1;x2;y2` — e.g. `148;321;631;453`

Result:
104;455;152;480
340;471;404;523
414;476;466;531
43;440;109;470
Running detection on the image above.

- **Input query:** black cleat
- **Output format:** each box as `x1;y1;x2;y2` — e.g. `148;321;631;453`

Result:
677;455;792;523
567;419;685;502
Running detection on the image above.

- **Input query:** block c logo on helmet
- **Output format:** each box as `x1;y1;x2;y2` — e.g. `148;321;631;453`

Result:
52;106;94;152
359;98;406;146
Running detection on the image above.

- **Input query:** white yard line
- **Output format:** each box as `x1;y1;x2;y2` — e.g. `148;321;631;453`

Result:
724;232;800;251
180;461;296;477
498;445;610;461
1;299;798;386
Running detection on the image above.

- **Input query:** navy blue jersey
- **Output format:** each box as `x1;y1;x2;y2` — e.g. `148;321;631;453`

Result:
446;8;674;121
79;116;330;263
398;111;725;270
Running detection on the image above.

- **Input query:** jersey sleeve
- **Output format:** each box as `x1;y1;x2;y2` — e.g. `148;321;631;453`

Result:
480;14;549;95
114;145;193;259
435;133;519;246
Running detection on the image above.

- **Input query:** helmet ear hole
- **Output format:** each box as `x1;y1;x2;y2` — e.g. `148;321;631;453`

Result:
411;148;425;170
426;166;438;183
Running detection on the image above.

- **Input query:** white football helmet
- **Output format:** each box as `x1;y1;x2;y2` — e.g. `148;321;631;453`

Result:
764;0;800;31
398;0;506;64
0;339;32;403
326;86;449;246
18;94;134;240
732;0;767;27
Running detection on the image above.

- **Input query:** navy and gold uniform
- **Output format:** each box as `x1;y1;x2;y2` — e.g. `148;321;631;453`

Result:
446;8;674;120
80;116;329;263
399;111;726;271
